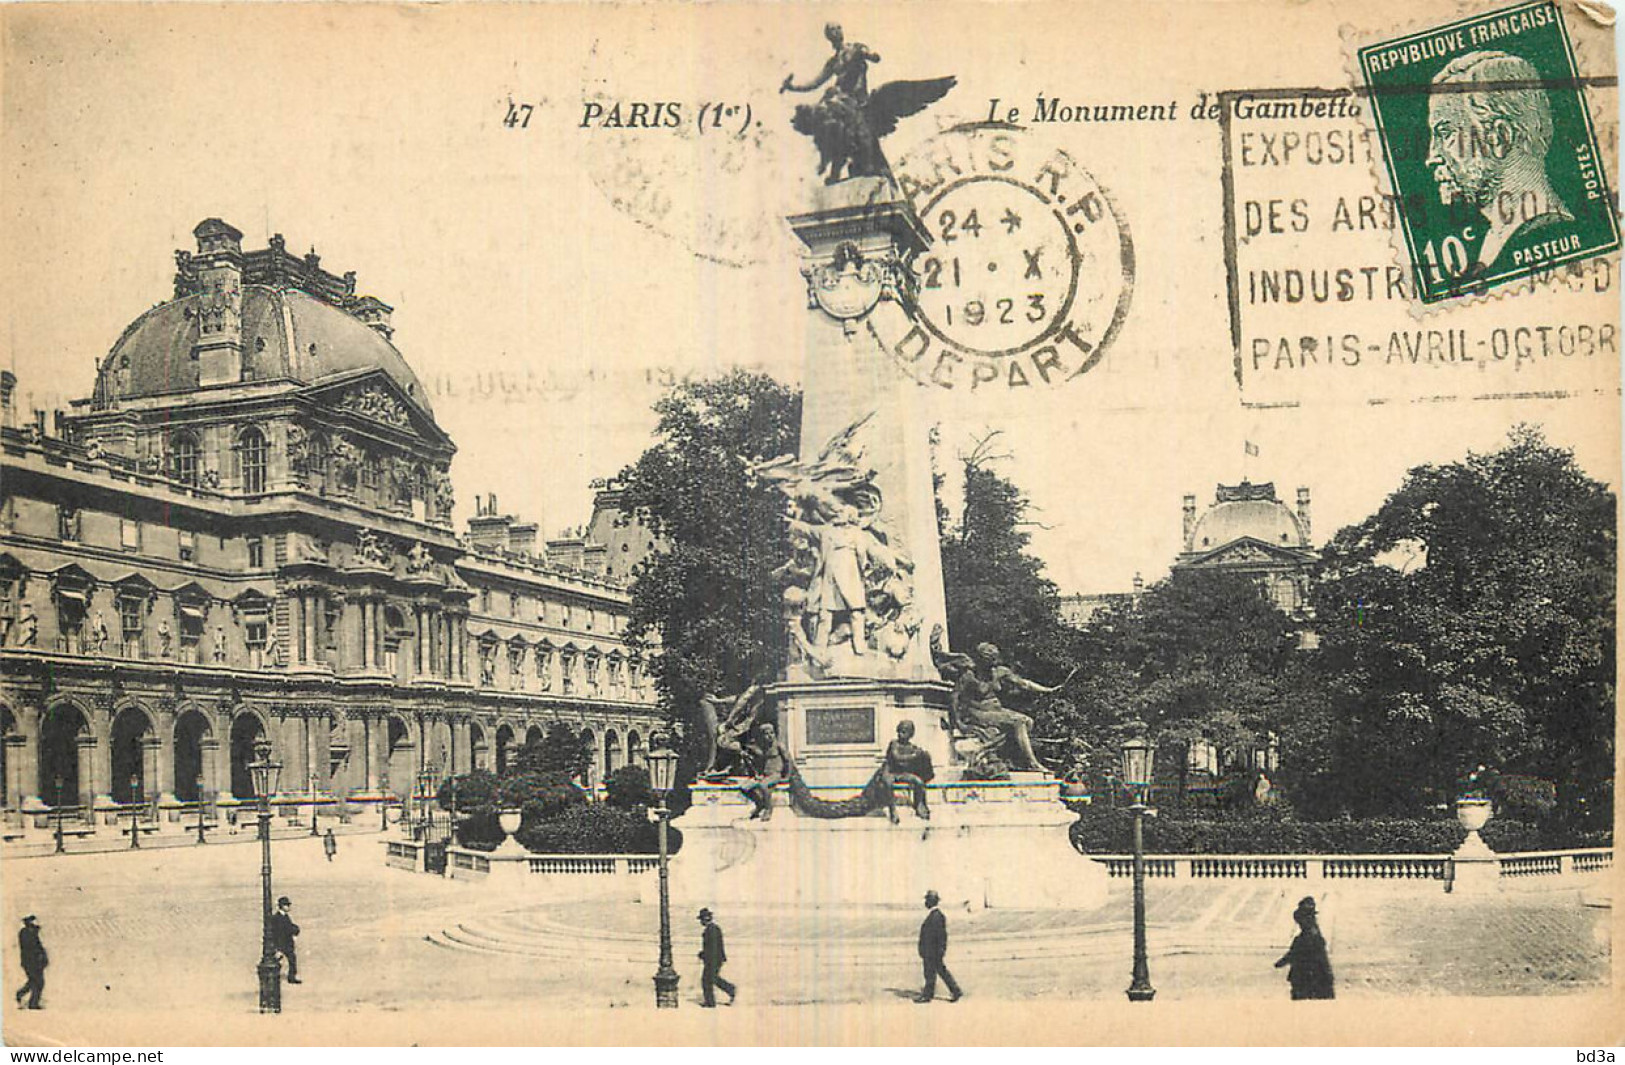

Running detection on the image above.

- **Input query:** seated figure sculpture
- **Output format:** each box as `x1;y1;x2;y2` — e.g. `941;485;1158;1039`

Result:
697;682;765;779
739;722;794;821
877;719;934;823
931;627;1074;778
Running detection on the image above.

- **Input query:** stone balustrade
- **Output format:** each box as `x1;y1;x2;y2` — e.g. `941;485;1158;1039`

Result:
1090;848;1610;889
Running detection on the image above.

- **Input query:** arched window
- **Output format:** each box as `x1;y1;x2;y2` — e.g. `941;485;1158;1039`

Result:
237;427;268;494
170;432;201;486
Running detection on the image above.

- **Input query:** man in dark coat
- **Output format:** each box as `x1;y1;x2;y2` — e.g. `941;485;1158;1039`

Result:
14;916;47;1009
696;908;736;1007
916;890;961;1003
271;896;301;984
1275;896;1334;999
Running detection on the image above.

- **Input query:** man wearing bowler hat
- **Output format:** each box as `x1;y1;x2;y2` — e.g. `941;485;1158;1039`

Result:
271;896;302;984
696;908;736;1007
14;915;47;1010
917;890;961;1003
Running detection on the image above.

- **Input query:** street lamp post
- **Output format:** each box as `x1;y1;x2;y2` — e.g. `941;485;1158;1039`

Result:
249;737;284;1014
128;774;142;850
1121;735;1157;1003
53;775;66;855
196;770;209;845
646;744;680;1009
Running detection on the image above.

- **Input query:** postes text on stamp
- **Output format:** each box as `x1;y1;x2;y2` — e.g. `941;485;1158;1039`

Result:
1357;0;1618;304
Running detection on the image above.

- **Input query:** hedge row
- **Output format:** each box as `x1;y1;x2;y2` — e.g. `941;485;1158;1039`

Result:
457;802;680;855
1068;807;1612;856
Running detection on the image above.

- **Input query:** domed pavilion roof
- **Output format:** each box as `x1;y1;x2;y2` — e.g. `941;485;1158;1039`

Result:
93;285;433;417
1186;481;1309;553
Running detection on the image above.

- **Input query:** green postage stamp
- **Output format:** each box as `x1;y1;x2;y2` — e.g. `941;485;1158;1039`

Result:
1357;0;1618;303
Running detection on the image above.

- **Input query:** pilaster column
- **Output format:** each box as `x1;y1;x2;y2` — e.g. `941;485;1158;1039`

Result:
15;708;39;807
365;716;381;792
413;607;425;675
139;735;161;803
358;598;372;670
199;737;221;800
313;591;327;667
75;734;97;811
3;734;24;812
305;714;319;795
373;602;386;673
303;591;318;667
291;592;306;664
156;708;177;802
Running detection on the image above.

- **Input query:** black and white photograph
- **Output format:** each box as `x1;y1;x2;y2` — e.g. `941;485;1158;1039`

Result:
0;0;1618;1048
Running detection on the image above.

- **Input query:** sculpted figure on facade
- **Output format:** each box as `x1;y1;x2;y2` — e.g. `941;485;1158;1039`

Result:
354;528;390;567
431;468;455;522
339;383;411;429
328;433;363;491
285;422;311;477
755;414;918;674
291;532;329;563
405;541;436;576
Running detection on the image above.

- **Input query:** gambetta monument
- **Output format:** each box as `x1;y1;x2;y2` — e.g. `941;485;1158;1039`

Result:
675;26;1106;911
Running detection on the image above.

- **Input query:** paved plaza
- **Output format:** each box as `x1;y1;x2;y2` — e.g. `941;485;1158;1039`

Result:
0;832;1610;1039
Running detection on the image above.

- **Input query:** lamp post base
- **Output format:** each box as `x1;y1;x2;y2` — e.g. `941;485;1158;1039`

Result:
257;956;282;1014
1126;983;1156;1002
653;968;680;1009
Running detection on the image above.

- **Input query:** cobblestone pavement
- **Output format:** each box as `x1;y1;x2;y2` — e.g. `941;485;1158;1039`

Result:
0;841;1610;1035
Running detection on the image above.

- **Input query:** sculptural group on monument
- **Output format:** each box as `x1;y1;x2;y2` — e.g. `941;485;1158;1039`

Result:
753;415;921;674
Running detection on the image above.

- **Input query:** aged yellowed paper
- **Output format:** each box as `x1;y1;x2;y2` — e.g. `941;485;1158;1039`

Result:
0;0;1619;1047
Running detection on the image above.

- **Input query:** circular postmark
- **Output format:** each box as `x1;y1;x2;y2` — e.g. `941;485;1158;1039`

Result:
886;122;1135;391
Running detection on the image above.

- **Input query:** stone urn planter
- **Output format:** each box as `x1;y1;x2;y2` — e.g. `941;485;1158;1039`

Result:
494;808;526;854
1454;797;1494;852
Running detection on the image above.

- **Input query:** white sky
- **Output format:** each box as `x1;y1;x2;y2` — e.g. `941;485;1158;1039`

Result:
2;3;1618;596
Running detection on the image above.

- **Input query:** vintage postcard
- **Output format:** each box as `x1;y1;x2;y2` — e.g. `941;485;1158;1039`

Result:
0;0;1619;1048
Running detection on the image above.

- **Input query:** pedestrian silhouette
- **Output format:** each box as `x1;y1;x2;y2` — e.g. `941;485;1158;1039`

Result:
271;896;302;984
1275;896;1335;999
14;915;47;1009
323;828;338;862
916;890;961;1003
697;908;736;1007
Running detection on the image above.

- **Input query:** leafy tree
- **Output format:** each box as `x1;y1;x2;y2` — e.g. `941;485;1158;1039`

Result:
1307;426;1615;821
515;721;593;781
937;433;1085;768
939;433;1075;673
617;370;801;755
1080;569;1302;805
603;764;655;809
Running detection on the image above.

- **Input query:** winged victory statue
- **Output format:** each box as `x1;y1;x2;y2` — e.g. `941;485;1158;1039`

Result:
780;23;957;184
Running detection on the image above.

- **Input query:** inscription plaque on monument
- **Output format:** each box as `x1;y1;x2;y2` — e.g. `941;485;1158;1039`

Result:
803;706;876;746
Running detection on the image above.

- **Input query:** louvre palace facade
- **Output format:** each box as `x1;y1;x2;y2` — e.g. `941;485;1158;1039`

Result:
0;219;661;830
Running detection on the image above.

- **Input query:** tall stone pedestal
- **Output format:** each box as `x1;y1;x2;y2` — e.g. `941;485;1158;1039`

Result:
673;175;1109;914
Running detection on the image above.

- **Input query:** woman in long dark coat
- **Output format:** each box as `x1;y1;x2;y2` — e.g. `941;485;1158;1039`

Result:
1275;896;1335;999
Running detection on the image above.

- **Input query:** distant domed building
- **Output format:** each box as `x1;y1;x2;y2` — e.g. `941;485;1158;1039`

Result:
1174;481;1318;619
